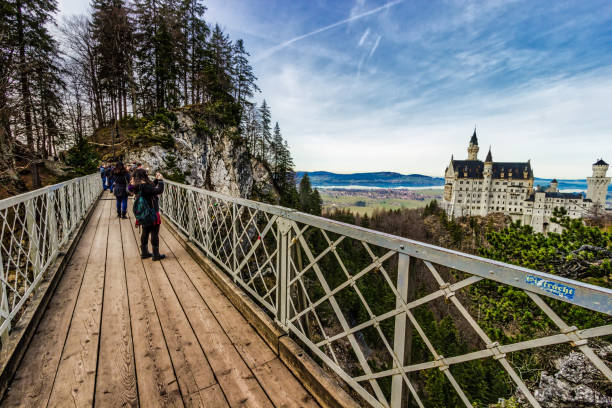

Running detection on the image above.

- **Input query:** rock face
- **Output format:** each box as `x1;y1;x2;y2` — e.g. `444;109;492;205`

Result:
532;348;612;408
125;110;277;199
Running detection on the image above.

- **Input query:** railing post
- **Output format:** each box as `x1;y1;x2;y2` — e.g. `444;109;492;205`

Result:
47;191;58;258
391;253;415;408
204;194;210;251
187;190;195;242
70;183;77;230
275;217;291;328
25;199;41;282
0;259;10;346
232;202;238;276
60;185;68;243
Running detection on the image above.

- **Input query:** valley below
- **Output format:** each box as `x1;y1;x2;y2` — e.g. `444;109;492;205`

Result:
319;187;443;215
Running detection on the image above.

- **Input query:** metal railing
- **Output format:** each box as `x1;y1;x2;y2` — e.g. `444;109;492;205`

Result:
160;180;612;408
0;174;102;345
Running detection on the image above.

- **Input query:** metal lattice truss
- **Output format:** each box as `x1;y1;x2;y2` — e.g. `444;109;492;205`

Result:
160;181;612;408
0;174;101;345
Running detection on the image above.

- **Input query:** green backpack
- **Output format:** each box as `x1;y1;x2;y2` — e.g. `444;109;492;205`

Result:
133;195;157;226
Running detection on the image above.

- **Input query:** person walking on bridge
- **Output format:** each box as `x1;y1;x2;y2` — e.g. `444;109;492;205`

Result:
104;164;114;192
130;169;165;261
112;162;131;219
100;163;107;190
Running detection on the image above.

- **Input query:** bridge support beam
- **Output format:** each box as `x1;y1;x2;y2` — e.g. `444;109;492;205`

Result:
391;254;416;408
276;218;292;329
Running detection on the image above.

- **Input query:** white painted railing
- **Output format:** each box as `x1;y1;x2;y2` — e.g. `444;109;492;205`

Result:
0;174;102;344
160;180;612;408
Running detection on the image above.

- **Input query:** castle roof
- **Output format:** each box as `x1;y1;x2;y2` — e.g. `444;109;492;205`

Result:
469;129;478;145
594;159;608;166
451;159;533;180
551;178;558;183
544;191;582;199
485;148;492;162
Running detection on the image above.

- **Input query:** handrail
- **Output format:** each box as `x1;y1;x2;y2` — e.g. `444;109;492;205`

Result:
0;174;102;344
160;180;612;408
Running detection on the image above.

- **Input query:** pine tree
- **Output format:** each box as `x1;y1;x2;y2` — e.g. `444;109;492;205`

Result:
12;0;62;186
204;24;234;101
259;99;271;159
180;0;208;105
0;0;21;186
91;0;133;121
232;39;259;112
309;189;322;216
299;173;313;212
133;0;159;115
271;122;282;175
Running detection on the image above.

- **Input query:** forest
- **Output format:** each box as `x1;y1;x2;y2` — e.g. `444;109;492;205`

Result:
0;0;296;202
316;202;611;407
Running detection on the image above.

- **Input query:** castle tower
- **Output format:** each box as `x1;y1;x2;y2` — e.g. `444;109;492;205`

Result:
467;129;479;160
547;179;559;193
480;147;493;215
587;159;611;207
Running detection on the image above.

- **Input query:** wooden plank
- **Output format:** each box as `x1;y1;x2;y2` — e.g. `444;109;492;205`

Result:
46;200;111;407
122;211;183;407
159;228;276;369
252;358;320;408
156;238;274;408
1;201;105;407
126;217;216;407
94;214;138;406
193;384;229;407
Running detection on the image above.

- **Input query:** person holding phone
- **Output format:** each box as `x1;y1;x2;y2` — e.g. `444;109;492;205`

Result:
130;169;165;260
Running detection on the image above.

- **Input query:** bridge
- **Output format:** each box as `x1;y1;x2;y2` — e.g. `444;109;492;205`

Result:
0;174;610;407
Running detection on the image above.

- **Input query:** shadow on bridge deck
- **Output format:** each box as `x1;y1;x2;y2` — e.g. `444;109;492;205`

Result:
2;192;319;407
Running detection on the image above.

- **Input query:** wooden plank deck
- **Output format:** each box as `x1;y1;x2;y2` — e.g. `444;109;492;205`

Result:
2;193;320;408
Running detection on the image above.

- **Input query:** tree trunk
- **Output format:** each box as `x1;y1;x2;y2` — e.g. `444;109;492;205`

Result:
17;3;34;153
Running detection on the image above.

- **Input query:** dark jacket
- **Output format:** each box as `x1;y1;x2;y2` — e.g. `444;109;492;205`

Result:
113;171;131;197
133;180;164;212
104;167;113;178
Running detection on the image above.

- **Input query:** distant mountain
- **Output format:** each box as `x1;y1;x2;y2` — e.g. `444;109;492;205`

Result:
295;171;612;193
295;171;444;188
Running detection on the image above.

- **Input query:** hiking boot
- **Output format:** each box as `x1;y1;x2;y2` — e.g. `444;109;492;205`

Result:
152;246;166;261
121;211;127;219
117;211;122;218
141;245;152;259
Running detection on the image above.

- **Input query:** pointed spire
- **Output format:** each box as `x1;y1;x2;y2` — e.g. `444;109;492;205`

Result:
485;146;492;162
469;126;478;146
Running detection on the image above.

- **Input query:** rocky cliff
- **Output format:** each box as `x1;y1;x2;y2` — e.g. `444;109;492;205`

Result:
118;109;277;200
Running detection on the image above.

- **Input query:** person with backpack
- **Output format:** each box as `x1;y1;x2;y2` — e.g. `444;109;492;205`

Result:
129;168;165;260
112;162;131;219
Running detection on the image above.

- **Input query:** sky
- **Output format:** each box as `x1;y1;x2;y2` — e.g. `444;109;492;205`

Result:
57;0;612;178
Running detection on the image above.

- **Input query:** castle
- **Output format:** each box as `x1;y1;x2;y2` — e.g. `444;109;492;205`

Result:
441;130;610;233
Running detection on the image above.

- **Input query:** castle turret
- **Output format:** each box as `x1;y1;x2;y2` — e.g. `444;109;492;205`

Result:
587;159;610;208
480;147;493;215
467;129;479;160
547;179;559;193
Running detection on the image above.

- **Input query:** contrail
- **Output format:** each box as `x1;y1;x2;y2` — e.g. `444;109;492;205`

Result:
254;0;402;61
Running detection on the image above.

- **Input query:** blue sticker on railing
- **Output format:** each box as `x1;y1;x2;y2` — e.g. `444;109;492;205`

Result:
525;275;575;300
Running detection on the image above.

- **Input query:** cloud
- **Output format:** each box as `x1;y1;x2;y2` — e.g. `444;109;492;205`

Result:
358;28;370;47
368;35;382;58
254;0;403;61
257;53;612;178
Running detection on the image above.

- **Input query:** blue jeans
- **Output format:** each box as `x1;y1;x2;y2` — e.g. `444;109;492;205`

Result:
108;179;114;192
101;176;107;190
116;196;128;214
